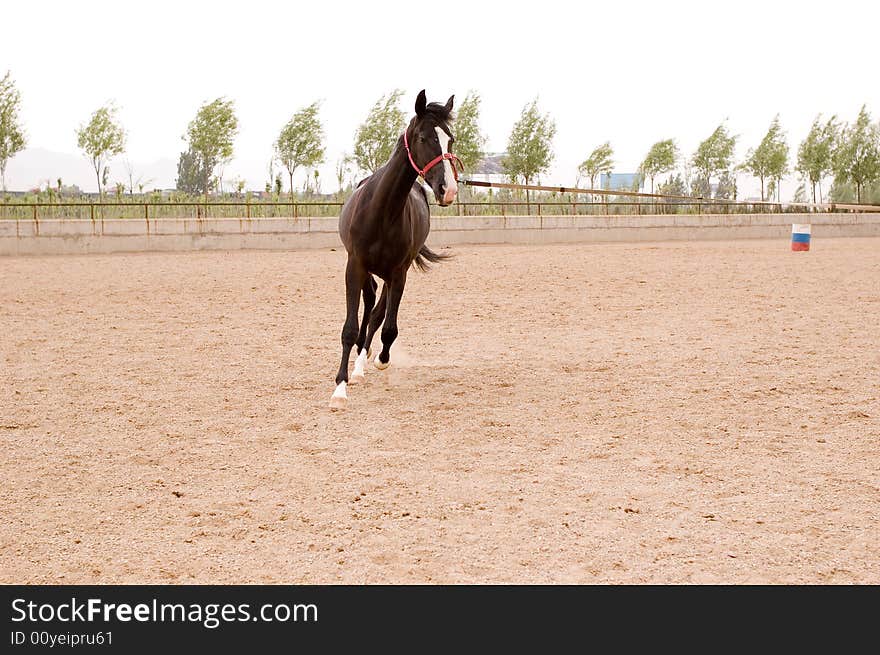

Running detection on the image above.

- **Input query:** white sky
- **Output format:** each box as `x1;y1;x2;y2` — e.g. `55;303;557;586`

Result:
2;0;878;199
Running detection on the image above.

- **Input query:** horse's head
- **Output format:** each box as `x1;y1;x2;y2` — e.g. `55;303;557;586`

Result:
404;90;460;207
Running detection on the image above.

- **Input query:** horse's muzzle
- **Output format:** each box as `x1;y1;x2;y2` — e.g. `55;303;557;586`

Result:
442;186;458;206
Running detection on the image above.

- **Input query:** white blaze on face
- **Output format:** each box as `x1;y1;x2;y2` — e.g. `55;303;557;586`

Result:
435;126;458;203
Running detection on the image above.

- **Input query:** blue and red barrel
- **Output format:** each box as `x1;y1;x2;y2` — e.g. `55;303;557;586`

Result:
791;224;811;251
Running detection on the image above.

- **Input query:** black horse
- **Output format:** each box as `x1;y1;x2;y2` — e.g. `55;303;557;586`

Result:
330;90;460;409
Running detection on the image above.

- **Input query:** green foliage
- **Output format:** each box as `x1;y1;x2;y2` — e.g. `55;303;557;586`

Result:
578;142;614;189
76;104;126;196
797;115;838;203
184;97;239;196
690;176;710;199
352;90;406;173
691;123;737;197
832;105;880;204
829;179;880;204
275;101;325;196
453;91;487;172
657;173;687;197
639;139;678;193
176;147;208;195
502;99;557;186
0;71;27;192
743;115;788;201
715;170;737;201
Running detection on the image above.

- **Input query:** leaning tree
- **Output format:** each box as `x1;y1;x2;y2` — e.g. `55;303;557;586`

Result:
275;101;325;197
76;104;126;197
0;71;27;192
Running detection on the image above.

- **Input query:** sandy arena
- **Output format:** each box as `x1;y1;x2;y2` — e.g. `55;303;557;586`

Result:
1;237;878;584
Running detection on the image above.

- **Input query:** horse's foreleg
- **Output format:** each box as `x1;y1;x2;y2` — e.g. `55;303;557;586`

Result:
374;271;406;370
350;276;377;385
331;258;366;409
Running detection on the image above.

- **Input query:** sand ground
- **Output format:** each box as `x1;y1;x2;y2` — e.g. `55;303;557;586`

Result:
1;238;878;583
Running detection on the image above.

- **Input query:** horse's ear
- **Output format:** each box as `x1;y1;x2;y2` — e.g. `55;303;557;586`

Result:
415;90;427;117
445;95;455;112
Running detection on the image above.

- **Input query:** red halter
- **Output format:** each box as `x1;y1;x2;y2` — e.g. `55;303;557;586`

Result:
403;128;463;181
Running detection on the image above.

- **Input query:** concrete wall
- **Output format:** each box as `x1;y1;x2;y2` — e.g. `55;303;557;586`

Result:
1;213;878;256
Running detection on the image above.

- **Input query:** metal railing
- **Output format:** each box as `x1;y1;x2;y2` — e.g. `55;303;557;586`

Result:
0;199;875;221
0;201;345;221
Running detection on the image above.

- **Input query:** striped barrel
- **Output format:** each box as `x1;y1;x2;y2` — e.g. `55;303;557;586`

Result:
791;224;811;251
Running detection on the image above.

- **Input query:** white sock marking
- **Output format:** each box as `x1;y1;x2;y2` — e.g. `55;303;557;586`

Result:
331;381;347;400
352;349;368;379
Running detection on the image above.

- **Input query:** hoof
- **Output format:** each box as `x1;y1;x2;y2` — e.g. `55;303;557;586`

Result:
373;357;390;370
329;381;347;410
350;372;365;385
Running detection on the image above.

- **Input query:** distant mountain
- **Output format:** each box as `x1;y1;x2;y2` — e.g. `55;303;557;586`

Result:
3;148;177;192
473;152;506;175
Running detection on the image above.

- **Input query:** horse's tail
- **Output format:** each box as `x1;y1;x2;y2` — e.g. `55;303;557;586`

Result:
412;245;452;272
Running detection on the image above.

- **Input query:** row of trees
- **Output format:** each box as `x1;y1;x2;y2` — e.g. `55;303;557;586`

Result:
569;110;880;204
2;69;879;203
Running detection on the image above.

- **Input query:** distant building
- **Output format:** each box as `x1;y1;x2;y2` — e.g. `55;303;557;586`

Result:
600;173;644;192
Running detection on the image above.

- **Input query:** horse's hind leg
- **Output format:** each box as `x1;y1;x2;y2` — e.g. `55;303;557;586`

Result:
349;275;377;385
330;257;367;409
362;283;388;361
374;270;406;370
